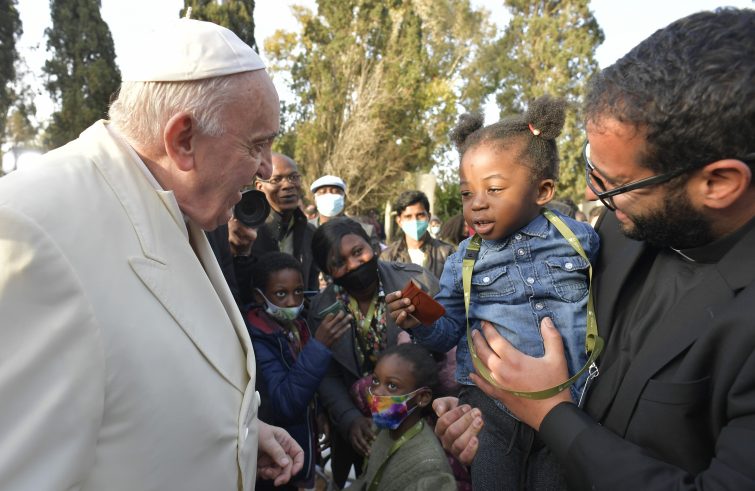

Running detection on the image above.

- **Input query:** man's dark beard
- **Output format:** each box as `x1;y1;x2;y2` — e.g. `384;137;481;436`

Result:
619;183;715;249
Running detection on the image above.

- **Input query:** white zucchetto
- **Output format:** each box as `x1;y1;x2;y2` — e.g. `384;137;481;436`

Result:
120;18;265;82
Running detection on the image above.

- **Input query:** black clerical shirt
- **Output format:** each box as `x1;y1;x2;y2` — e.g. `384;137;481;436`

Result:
586;218;755;418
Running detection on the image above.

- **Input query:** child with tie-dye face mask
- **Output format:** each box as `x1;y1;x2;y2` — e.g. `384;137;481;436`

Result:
346;344;456;490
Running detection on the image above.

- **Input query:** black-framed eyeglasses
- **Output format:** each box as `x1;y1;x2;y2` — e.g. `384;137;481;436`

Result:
257;173;302;186
585;141;698;211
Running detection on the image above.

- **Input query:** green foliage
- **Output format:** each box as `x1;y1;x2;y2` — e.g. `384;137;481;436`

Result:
6;107;37;147
181;0;257;51
43;0;121;149
486;0;604;202
433;180;462;221
0;0;23;144
265;0;495;214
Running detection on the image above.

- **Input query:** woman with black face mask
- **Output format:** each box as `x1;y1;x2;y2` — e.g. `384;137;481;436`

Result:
308;217;439;489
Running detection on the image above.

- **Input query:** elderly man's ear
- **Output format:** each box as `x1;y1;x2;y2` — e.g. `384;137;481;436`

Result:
163;112;197;172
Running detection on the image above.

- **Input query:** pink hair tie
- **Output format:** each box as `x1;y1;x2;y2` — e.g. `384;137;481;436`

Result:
528;123;541;136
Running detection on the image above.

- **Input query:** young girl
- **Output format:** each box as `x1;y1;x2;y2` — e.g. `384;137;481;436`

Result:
387;96;599;489
347;343;456;491
247;252;351;490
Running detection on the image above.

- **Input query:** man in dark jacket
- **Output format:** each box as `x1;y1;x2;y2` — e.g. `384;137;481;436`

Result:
381;190;455;279
432;9;755;490
250;153;320;291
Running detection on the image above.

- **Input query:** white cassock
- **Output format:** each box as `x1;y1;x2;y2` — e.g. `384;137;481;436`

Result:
0;121;259;490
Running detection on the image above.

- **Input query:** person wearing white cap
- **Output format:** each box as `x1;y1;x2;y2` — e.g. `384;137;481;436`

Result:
0;17;302;491
309;174;381;253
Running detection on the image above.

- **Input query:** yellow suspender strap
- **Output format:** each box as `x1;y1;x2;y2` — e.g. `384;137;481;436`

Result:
463;209;604;399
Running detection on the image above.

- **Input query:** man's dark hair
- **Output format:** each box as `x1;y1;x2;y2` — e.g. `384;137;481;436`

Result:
394;190;430;216
311;217;371;274
251;252;303;292
450;95;566;182
585;8;755;175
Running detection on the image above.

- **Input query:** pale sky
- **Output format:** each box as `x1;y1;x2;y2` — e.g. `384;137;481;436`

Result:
13;0;754;124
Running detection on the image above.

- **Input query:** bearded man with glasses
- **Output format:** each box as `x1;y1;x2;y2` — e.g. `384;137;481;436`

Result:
434;8;755;490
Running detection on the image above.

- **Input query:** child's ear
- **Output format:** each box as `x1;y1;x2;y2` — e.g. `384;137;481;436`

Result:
535;179;556;206
416;388;433;408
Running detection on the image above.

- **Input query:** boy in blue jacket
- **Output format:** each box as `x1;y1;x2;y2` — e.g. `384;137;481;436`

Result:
248;252;352;490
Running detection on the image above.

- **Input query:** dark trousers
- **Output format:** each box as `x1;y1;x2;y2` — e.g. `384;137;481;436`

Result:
459;386;567;491
330;430;364;489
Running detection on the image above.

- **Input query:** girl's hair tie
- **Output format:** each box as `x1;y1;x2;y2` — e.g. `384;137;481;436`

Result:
528;123;541;136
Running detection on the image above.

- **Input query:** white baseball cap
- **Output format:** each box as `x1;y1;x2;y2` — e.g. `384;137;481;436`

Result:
120;18;265;82
310;175;347;193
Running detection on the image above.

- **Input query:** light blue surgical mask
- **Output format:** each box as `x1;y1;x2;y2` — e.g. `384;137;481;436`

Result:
256;289;304;322
429;225;441;238
315;193;345;217
400;219;429;242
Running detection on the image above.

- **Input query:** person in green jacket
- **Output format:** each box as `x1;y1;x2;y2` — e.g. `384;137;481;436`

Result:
348;343;456;491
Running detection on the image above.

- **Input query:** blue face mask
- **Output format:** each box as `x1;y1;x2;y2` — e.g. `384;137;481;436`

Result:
315;193;345;217
256;289;304;322
400;219;429;242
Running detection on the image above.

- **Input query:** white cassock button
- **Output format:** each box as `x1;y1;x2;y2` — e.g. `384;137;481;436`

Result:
244;426;249;441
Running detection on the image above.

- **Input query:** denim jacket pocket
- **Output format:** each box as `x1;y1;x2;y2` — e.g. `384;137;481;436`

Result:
545;255;589;302
471;266;515;299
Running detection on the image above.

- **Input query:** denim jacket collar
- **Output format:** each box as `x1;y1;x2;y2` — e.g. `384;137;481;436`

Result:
480;212;550;253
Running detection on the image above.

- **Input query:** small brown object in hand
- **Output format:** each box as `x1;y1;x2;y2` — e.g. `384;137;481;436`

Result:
401;279;446;325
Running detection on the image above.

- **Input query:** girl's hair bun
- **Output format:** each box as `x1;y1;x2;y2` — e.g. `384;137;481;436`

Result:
450;112;484;150
525;95;566;140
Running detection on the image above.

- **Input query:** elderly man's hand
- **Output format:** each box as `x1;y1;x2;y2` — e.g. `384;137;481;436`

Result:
432;396;483;466
228;217;257;256
257;421;304;486
469;317;573;431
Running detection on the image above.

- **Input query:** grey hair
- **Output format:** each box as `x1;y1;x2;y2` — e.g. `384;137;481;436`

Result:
108;74;246;147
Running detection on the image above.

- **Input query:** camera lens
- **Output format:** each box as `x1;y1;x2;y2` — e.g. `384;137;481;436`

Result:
233;189;271;228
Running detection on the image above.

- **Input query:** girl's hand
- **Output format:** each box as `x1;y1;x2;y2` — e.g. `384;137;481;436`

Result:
385;290;420;329
349;416;375;457
314;310;352;347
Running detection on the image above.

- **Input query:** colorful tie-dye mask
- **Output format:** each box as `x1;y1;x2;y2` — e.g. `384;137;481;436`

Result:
368;386;426;430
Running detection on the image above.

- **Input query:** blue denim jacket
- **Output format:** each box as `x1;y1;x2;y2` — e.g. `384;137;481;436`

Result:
411;211;599;403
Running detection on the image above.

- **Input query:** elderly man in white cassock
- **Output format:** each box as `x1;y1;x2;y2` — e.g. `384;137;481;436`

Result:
0;17;303;491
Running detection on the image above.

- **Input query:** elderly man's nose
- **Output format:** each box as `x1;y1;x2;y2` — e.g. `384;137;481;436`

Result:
256;148;273;180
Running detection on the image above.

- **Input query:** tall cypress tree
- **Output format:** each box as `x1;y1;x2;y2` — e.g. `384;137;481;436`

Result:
0;0;23;161
43;0;120;149
486;0;604;201
181;0;257;52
